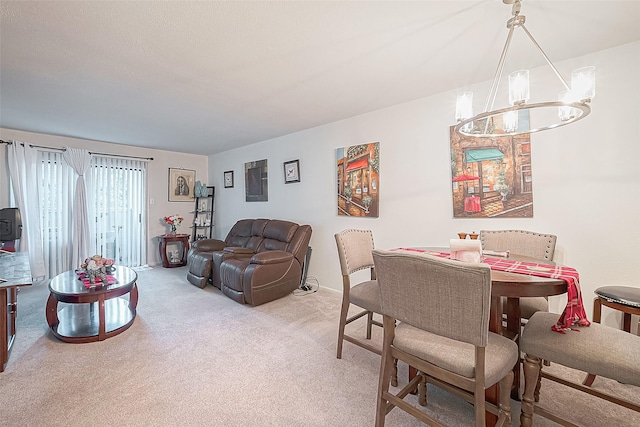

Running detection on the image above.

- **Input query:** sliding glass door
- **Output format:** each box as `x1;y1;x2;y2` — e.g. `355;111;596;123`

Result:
38;152;147;277
89;156;147;268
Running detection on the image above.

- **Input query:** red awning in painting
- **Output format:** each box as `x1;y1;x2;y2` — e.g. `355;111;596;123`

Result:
346;157;369;172
452;174;480;182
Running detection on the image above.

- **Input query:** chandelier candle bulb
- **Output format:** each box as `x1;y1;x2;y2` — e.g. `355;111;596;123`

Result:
558;90;576;122
571;66;596;101
455;92;473;121
456;91;474;132
508;70;530;105
503;110;519;132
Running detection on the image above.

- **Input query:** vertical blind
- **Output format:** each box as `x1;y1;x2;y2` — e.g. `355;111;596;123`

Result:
89;156;147;267
37;151;147;277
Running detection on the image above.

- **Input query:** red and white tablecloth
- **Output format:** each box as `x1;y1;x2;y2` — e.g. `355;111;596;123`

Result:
391;248;591;333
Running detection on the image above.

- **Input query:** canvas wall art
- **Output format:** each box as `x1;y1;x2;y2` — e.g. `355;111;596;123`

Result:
336;142;379;217
245;159;268;202
450;120;534;218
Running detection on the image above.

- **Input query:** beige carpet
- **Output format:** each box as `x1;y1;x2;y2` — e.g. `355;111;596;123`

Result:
1;266;638;426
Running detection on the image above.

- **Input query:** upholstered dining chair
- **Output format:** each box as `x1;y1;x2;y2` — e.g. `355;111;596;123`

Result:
335;229;381;358
480;229;557;320
520;311;640;427
372;249;518;427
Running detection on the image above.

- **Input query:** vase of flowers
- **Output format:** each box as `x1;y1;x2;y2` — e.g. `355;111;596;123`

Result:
163;214;184;235
80;255;115;284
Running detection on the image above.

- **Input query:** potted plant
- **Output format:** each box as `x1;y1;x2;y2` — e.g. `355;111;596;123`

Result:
362;195;373;213
495;169;510;201
343;186;353;203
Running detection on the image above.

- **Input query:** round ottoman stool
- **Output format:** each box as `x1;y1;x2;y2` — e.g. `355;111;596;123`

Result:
583;285;640;386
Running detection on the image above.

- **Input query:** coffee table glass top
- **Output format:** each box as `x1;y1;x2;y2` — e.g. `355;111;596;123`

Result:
49;266;137;295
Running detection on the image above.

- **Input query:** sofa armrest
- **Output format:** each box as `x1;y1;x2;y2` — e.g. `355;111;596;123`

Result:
250;251;294;265
223;246;255;255
192;239;227;252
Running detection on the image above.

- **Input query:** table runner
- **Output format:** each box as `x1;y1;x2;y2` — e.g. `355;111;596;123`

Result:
391;248;590;333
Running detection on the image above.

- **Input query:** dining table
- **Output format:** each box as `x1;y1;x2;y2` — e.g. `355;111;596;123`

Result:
396;247;570;427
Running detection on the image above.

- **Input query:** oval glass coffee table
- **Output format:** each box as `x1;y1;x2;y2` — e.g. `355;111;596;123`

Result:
46;266;138;343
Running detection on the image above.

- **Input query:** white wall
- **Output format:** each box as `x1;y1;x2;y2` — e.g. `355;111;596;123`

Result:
0;129;208;266
209;41;640;330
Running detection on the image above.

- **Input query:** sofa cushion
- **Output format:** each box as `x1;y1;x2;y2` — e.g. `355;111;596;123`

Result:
258;220;298;252
222;218;268;250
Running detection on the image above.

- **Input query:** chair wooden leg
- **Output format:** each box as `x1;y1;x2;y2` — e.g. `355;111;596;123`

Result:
583;374;596;387
367;311;374;339
498;370;513;427
534;367;542;403
391;358;398;387
623;312;632;333
520;354;541;427
583;297;602;385
475;383;486;427
336;298;350;359
418;374;427;407
375;317;395;427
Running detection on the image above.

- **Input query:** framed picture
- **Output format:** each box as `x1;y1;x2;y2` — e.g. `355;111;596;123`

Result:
224;171;234;188
207;185;215;197
168;168;196;202
283;159;300;184
336;142;380;217
245;159;268;202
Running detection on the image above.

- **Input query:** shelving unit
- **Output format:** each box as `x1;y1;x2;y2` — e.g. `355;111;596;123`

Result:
191;186;214;241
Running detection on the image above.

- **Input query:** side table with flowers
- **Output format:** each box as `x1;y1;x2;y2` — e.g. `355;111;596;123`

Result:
158;233;190;268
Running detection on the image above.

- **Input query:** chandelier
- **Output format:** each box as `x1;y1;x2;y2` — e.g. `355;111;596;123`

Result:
454;0;595;138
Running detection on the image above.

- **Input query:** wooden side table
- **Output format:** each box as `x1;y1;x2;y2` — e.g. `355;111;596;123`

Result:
158;234;190;268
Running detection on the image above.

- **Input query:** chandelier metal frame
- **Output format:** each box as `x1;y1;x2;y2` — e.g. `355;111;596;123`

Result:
454;0;593;138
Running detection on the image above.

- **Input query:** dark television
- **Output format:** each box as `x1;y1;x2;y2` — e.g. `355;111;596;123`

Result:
0;207;22;241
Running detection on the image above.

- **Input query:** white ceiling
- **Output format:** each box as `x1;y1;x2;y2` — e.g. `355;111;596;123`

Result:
1;1;639;155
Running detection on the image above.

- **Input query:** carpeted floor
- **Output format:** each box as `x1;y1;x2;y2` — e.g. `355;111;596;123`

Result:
1;266;638;426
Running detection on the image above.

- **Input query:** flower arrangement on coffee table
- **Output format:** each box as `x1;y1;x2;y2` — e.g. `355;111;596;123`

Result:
77;255;117;288
163;214;184;234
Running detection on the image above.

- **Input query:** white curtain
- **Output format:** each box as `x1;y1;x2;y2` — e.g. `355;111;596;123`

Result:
6;141;47;279
39;150;75;277
63;148;92;268
89;156;147;267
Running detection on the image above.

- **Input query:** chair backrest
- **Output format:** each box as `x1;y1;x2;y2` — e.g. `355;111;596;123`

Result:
334;229;375;276
225;218;268;250
480;229;557;261
372;249;492;347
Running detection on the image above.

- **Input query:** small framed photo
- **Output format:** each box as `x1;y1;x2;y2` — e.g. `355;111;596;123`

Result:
168;168;196;202
283;159;300;184
224;171;234;188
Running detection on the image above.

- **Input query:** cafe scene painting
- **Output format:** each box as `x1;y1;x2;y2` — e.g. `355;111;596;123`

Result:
450;126;534;218
336;142;380;218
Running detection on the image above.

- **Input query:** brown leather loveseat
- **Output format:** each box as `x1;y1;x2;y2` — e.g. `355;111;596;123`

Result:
186;218;312;306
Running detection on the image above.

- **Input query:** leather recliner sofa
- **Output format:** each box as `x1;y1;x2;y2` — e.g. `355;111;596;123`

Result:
186;218;312;306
